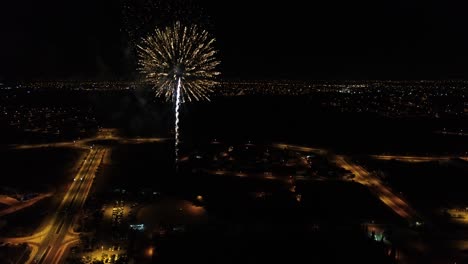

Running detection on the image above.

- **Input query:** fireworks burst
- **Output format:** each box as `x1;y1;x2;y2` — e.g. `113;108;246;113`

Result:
138;21;220;102
137;21;220;167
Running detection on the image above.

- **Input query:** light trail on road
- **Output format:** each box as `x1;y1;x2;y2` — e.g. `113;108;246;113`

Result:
36;148;105;264
1;129;171;263
0;148;105;264
334;155;417;221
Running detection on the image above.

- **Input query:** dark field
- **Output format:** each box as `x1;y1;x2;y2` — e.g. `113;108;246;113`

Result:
97;142;396;224
1;89;467;155
94;142;397;264
103;93;468;155
356;158;468;212
155;226;394;264
0;196;52;237
0;243;30;264
0;147;85;193
96;142;175;192
0;88;466;264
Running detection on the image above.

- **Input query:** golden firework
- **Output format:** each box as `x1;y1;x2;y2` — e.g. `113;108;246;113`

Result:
137;21;220;102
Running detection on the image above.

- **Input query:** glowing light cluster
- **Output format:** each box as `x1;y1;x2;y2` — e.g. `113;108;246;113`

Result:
137;21;220;102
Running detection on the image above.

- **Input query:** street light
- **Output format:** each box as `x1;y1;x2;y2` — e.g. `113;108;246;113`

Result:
196;195;203;202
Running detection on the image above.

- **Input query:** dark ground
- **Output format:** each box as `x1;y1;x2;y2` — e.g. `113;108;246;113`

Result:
92;141;397;264
0;88;466;263
0;147;85;193
0;243;30;264
1;88;466;155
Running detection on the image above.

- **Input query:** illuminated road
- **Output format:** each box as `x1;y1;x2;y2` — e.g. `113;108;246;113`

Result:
10;128;170;150
1;148;105;264
333;155;417;221
273;144;468;163
271;143;327;155
5;135;465;262
241;143;468;262
0;129;170;263
0;193;53;217
0;195;20;206
202;169;281;181
34;148;105;264
272;143;418;221
371;154;468;163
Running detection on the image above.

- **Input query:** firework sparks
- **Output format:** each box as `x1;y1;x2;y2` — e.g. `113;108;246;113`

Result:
137;21;220;102
122;0;210;47
137;21;220;167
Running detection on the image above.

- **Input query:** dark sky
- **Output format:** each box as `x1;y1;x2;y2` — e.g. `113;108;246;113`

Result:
1;0;468;80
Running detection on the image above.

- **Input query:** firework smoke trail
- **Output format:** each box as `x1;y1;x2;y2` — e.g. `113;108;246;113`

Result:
137;21;220;169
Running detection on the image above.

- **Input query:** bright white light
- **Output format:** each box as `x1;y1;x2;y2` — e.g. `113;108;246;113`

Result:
129;224;145;231
175;77;182;167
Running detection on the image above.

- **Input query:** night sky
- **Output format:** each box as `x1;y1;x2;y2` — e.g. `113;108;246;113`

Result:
1;0;468;80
